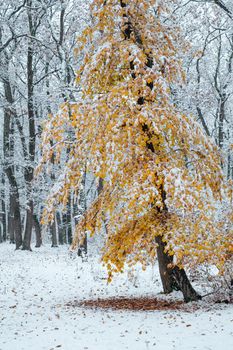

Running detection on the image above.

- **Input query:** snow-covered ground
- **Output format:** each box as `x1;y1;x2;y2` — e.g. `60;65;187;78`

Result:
0;243;232;350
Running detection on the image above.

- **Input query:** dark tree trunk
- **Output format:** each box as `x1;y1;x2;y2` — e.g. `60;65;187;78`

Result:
77;235;87;257
227;151;232;180
22;2;37;250
51;219;58;247
4;168;22;249
172;266;202;302
22;164;34;251
22;200;33;250
156;236;202;302
67;215;72;244
11;191;22;249
3;80;23;248
56;212;64;245
8;195;15;244
76;172;87;257
218;95;225;153
1;199;7;242
0;175;7;241
33;215;42;247
155;190;201;302
97;178;104;195
58;228;64;245
62;210;72;244
155;235;179;293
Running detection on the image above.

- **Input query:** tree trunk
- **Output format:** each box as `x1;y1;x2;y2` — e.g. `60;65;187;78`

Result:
33;215;42;248
172;266;202;302
156;235;202;302
155;235;179;293
218;95;225;150
22;200;33;251
0;175;7;241
56;212;64;245
11;191;22;249
3;80;23;248
76;172;87;257
21;2;37;251
51;219;58;247
8;195;15;244
6;176;22;249
77;235;87;257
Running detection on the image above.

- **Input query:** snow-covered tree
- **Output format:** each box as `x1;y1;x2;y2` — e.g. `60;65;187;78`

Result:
0;0;89;248
40;0;233;301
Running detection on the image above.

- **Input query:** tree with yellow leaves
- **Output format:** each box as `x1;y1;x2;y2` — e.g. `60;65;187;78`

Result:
40;0;232;302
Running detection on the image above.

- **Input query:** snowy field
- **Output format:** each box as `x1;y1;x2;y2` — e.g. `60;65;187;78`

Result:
0;243;232;350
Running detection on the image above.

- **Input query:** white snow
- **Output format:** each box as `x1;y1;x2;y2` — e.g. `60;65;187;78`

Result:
0;243;232;350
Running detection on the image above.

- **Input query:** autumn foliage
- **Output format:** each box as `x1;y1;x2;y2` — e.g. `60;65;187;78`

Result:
40;0;232;280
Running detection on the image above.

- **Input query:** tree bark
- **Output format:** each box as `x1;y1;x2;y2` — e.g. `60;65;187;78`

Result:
57;213;64;245
22;200;33;250
22;0;37;250
3;79;23;248
155;235;202;302
155;235;179;293
11;191;22;249
33;215;42;247
0;174;7;241
77;171;87;257
51;219;58;248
